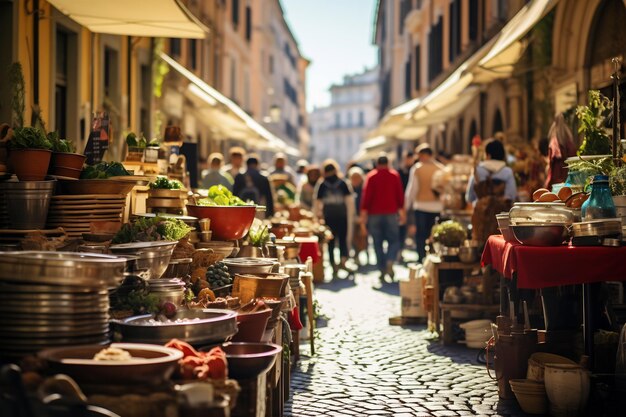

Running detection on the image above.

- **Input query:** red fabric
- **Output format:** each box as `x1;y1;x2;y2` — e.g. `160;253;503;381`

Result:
482;235;626;289
288;306;303;330
299;241;321;264
360;167;404;215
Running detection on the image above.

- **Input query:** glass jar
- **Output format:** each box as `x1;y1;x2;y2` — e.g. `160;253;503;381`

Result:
581;175;616;220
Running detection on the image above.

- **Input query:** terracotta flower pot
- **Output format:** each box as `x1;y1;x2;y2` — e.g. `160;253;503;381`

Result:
9;148;52;181
51;152;86;171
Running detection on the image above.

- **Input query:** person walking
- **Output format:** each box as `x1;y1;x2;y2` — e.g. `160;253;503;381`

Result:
398;150;415;261
360;154;405;281
314;160;355;276
233;154;275;217
544;113;576;189
404;144;445;263
297;165;321;210
199;153;232;190
466;139;516;244
222;147;246;184
348;166;368;266
270;152;297;184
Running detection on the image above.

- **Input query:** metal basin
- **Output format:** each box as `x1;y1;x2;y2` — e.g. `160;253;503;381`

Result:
109;241;177;279
220;342;282;380
0;251;126;287
222;258;275;276
510;224;569;246
112;309;237;346
38;342;183;384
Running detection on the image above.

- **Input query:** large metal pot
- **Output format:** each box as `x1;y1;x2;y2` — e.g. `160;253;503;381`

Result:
1;179;56;229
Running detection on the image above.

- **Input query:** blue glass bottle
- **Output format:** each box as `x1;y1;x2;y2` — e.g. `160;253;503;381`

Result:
581;175;616;220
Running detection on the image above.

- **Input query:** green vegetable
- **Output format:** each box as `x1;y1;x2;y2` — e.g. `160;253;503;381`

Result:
9;126;52;150
149;176;183;190
576;90;612;156
112;216;193;243
81;161;131;179
431;220;467;247
198;185;248;206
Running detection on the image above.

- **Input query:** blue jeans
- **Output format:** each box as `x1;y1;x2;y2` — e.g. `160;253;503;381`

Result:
367;214;400;271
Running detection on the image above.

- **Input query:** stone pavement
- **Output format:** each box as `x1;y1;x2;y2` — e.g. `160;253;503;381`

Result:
284;261;526;417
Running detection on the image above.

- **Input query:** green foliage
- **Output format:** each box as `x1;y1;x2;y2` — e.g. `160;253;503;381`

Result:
9;126;52;150
112;216;192;243
126;131;148;149
8;62;25;128
610;165;626;196
247;225;269;247
431;220;467;247
149;176;183;190
48;131;77;153
576;90;612;156
198;185;248;206
80;161;131;179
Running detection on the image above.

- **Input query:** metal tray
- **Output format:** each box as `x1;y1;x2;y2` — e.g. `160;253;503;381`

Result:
112;308;237;346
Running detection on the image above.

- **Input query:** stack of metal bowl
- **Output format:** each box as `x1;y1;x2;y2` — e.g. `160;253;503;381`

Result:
109;241;178;279
148;278;186;306
508;203;574;246
0;251;125;357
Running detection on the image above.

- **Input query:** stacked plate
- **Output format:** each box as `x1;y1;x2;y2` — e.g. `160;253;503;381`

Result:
47;194;127;237
0;282;111;357
0;251;126;357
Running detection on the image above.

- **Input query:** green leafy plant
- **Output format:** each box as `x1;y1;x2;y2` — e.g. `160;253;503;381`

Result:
8;126;52;150
126;132;148;149
81;161;131;179
576;90;612;156
112;216;192;243
48;131;77;153
610;165;626;196
149;176;183;190
148;138;160;147
247;225;269;247
431;220;467;247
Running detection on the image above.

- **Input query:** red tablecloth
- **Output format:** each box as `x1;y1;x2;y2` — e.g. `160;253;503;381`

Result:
297;237;321;264
481;234;626;289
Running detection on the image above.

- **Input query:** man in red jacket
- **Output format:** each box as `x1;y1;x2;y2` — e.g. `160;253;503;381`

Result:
360;154;405;281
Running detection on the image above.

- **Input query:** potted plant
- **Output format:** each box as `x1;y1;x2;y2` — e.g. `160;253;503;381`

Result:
431;220;467;259
8;126;52;181
125;132;145;162
144;138;160;163
610;164;626;216
48;131;86;179
239;223;270;258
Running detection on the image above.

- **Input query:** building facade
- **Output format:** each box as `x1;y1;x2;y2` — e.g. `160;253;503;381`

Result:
0;0;307;170
372;0;626;158
310;67;380;169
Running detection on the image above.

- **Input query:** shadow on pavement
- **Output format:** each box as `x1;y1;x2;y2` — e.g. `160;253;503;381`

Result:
316;277;357;292
426;339;485;365
373;280;400;296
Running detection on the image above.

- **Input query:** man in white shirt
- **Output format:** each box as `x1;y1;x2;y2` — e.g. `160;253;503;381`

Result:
404;143;445;262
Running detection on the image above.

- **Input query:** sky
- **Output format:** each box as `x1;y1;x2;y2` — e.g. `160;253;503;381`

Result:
281;0;379;111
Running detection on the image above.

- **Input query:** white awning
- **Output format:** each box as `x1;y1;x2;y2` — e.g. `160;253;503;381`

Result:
473;0;559;83
48;0;207;38
352;136;395;162
161;53;300;156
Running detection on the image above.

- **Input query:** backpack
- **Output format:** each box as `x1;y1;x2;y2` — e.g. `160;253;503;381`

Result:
471;167;512;244
322;179;347;217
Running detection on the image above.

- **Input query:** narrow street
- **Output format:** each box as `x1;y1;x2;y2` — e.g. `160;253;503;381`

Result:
285;262;524;417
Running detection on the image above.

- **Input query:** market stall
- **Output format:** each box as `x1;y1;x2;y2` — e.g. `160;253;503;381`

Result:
0;119;319;417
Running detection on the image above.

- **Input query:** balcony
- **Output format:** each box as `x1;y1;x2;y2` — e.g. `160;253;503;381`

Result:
404;9;423;34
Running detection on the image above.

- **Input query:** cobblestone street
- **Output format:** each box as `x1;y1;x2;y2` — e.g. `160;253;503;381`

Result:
285;262;525;417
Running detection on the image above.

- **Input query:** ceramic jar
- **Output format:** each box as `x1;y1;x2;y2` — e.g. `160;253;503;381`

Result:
544;363;589;416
